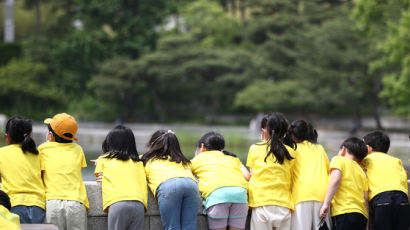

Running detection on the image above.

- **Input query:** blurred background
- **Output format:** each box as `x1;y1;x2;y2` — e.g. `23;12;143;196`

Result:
0;0;409;180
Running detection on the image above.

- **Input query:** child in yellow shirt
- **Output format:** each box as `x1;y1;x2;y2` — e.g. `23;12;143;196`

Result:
95;125;148;230
191;132;250;230
39;113;89;230
319;137;369;230
0;116;45;223
247;112;295;230
142;130;199;230
0;190;21;230
362;131;409;230
289;120;331;230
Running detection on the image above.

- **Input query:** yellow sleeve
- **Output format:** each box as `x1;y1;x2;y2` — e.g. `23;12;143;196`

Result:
39;152;45;171
81;150;87;168
94;157;104;176
246;146;254;168
329;156;343;173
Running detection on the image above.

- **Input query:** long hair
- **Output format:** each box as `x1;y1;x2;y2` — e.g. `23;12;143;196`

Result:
102;125;139;161
142;130;190;166
287;120;318;144
196;132;237;157
263;113;294;164
5;116;38;154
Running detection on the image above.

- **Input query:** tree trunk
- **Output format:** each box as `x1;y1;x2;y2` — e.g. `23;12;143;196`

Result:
4;0;14;42
239;0;246;21
35;0;42;36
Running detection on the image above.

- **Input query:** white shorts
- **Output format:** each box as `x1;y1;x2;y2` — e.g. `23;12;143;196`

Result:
291;201;332;230
46;200;87;230
251;205;291;230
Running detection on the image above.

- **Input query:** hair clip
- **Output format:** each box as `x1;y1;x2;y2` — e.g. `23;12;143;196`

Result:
167;130;174;134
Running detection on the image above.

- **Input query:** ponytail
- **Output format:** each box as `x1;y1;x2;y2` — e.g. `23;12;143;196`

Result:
265;131;294;164
5;116;38;154
221;150;237;158
263;113;294;164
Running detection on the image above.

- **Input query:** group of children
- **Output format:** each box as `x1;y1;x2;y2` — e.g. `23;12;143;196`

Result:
0;112;408;230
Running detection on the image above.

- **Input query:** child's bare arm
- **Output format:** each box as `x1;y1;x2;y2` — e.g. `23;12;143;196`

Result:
240;164;251;181
319;169;342;218
364;190;369;230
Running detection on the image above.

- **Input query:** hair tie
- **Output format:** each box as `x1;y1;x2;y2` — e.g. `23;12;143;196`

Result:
23;133;29;138
167;130;174;134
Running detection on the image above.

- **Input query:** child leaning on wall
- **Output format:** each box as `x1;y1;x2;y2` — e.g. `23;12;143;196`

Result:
0;116;46;223
247;112;296;230
289;120;331;230
362;131;409;230
39;113;89;230
319;137;369;230
142;130;199;230
191;132;250;230
95;125;148;230
0;190;21;230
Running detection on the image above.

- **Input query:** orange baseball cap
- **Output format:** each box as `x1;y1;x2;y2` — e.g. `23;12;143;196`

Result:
44;113;78;141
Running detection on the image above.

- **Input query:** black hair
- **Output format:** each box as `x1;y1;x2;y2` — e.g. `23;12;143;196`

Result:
102;125;139;161
0;190;11;211
262;113;295;164
5;116;38;154
288;120;318;144
196;132;237;158
47;124;72;143
142;130;190;166
340;137;368;161
363;131;390;153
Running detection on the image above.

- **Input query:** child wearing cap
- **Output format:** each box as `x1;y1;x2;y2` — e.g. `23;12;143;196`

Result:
362;131;409;230
39;113;89;230
0;190;21;230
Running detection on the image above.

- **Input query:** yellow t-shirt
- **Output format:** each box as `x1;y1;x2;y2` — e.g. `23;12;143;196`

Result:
362;152;408;200
39;142;89;208
144;158;196;198
291;141;329;205
191;150;248;199
330;156;368;217
246;141;295;210
95;155;148;212
0;145;45;209
0;205;20;230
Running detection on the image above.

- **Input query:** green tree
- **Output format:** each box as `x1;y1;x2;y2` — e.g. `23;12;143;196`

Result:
353;0;410;116
0;59;60;119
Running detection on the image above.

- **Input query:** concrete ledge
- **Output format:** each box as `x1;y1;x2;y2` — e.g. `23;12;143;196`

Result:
86;181;410;230
85;182;209;230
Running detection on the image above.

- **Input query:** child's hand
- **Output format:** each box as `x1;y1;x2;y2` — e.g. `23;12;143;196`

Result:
319;203;329;219
96;173;103;184
90;159;98;166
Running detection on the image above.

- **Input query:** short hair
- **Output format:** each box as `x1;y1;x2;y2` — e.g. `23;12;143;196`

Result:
0;190;12;211
341;137;368;162
102;125;139;161
363;131;390;153
47;124;72;143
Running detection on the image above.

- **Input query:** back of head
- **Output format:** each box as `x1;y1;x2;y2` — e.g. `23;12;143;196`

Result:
102;125;139;161
363;131;390;153
0;190;11;211
288;120;318;144
44;113;78;143
197;132;237;157
5;116;38;154
142;130;190;166
264;112;294;164
341;137;368;161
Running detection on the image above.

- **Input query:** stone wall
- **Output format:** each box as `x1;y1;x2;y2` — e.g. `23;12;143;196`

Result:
86;181;410;230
